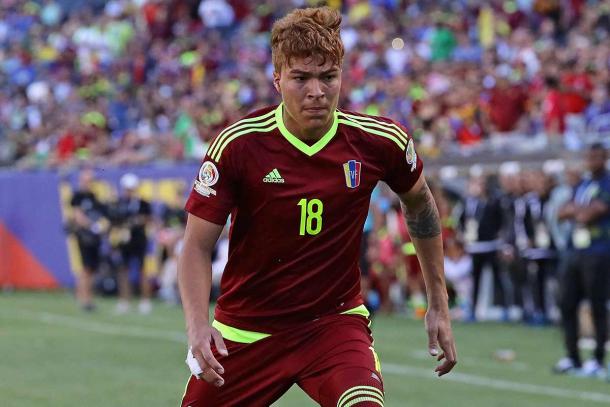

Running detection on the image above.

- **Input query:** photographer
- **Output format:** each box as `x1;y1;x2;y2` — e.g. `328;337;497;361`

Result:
69;169;108;311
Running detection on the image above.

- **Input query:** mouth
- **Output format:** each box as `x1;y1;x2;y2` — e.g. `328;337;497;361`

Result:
303;108;328;118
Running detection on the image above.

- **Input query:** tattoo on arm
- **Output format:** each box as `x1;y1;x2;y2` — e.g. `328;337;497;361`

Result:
401;182;442;239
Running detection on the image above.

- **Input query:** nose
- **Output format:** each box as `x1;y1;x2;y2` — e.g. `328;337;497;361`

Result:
306;79;324;99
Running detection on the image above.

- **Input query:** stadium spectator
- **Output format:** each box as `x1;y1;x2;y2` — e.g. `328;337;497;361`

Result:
483;75;529;134
460;172;507;321
554;143;610;377
498;162;530;321
198;0;235;29
541;76;565;136
522;170;558;325
585;83;610;133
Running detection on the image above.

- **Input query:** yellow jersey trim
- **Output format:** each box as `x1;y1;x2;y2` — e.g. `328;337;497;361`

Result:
275;103;339;157
340;304;371;318
338;111;409;144
211;123;277;161
338;118;405;150
207;109;276;159
211;320;271;344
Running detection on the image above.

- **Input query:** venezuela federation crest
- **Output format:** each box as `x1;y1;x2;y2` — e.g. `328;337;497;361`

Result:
343;160;361;189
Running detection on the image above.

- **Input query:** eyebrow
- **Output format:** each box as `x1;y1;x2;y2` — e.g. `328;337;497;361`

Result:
288;69;339;75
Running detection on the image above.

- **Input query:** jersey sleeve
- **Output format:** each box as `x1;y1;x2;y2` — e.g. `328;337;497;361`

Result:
184;147;239;226
382;121;423;194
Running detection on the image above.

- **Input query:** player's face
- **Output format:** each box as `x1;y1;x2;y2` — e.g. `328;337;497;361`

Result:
274;56;341;137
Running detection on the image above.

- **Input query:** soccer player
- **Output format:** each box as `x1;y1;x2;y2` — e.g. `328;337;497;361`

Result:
179;7;456;406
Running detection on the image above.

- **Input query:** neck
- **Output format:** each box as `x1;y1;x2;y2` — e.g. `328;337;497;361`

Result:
282;106;333;142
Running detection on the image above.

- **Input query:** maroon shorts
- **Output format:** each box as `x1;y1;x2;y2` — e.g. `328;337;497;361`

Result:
181;314;384;406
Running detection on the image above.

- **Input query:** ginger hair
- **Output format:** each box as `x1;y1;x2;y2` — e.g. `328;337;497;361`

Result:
271;7;344;73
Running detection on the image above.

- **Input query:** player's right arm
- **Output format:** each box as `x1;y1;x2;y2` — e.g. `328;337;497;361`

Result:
178;214;228;387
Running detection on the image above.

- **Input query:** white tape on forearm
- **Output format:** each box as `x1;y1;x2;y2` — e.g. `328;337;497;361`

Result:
186;347;203;378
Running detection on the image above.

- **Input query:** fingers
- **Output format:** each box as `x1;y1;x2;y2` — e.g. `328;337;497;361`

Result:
200;344;225;375
426;311;457;376
201;365;225;387
435;358;457;377
192;346;225;387
435;338;457;377
211;328;228;357
427;324;439;356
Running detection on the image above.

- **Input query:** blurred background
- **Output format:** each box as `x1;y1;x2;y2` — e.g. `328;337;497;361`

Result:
1;0;609;406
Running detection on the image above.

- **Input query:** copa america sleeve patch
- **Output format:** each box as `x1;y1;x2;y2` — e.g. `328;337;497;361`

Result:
194;161;219;197
405;139;417;172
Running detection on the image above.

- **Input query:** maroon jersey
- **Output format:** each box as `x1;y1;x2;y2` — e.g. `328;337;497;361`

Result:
185;104;422;333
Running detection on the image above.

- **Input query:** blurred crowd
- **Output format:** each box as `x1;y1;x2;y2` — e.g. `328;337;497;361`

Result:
363;143;610;377
1;0;610;169
363;145;608;334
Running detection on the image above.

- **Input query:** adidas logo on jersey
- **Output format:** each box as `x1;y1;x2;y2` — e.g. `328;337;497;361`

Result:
263;169;285;183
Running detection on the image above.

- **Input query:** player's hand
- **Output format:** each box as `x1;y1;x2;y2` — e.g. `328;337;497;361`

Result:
189;325;228;387
425;307;457;377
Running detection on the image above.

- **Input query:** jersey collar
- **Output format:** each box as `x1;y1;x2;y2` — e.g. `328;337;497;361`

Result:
275;103;339;157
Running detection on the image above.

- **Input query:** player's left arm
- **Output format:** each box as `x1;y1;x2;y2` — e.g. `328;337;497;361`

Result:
398;173;457;376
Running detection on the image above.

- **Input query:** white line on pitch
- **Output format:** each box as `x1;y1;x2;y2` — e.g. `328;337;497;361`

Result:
409;350;530;371
8;309;187;343
383;363;610;404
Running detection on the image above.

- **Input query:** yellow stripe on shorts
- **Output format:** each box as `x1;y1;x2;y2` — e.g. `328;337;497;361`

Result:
337;385;384;407
344;396;383;407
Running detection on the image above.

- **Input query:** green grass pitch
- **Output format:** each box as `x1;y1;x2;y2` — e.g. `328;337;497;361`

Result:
1;292;608;406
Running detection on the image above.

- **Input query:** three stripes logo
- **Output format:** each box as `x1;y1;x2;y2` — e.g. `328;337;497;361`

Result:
206;109;277;162
263;168;285;183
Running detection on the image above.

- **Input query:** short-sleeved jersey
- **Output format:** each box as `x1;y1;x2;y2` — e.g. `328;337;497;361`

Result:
185;104;423;333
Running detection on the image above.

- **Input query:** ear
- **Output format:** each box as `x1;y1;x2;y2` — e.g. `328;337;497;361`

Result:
273;71;281;93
